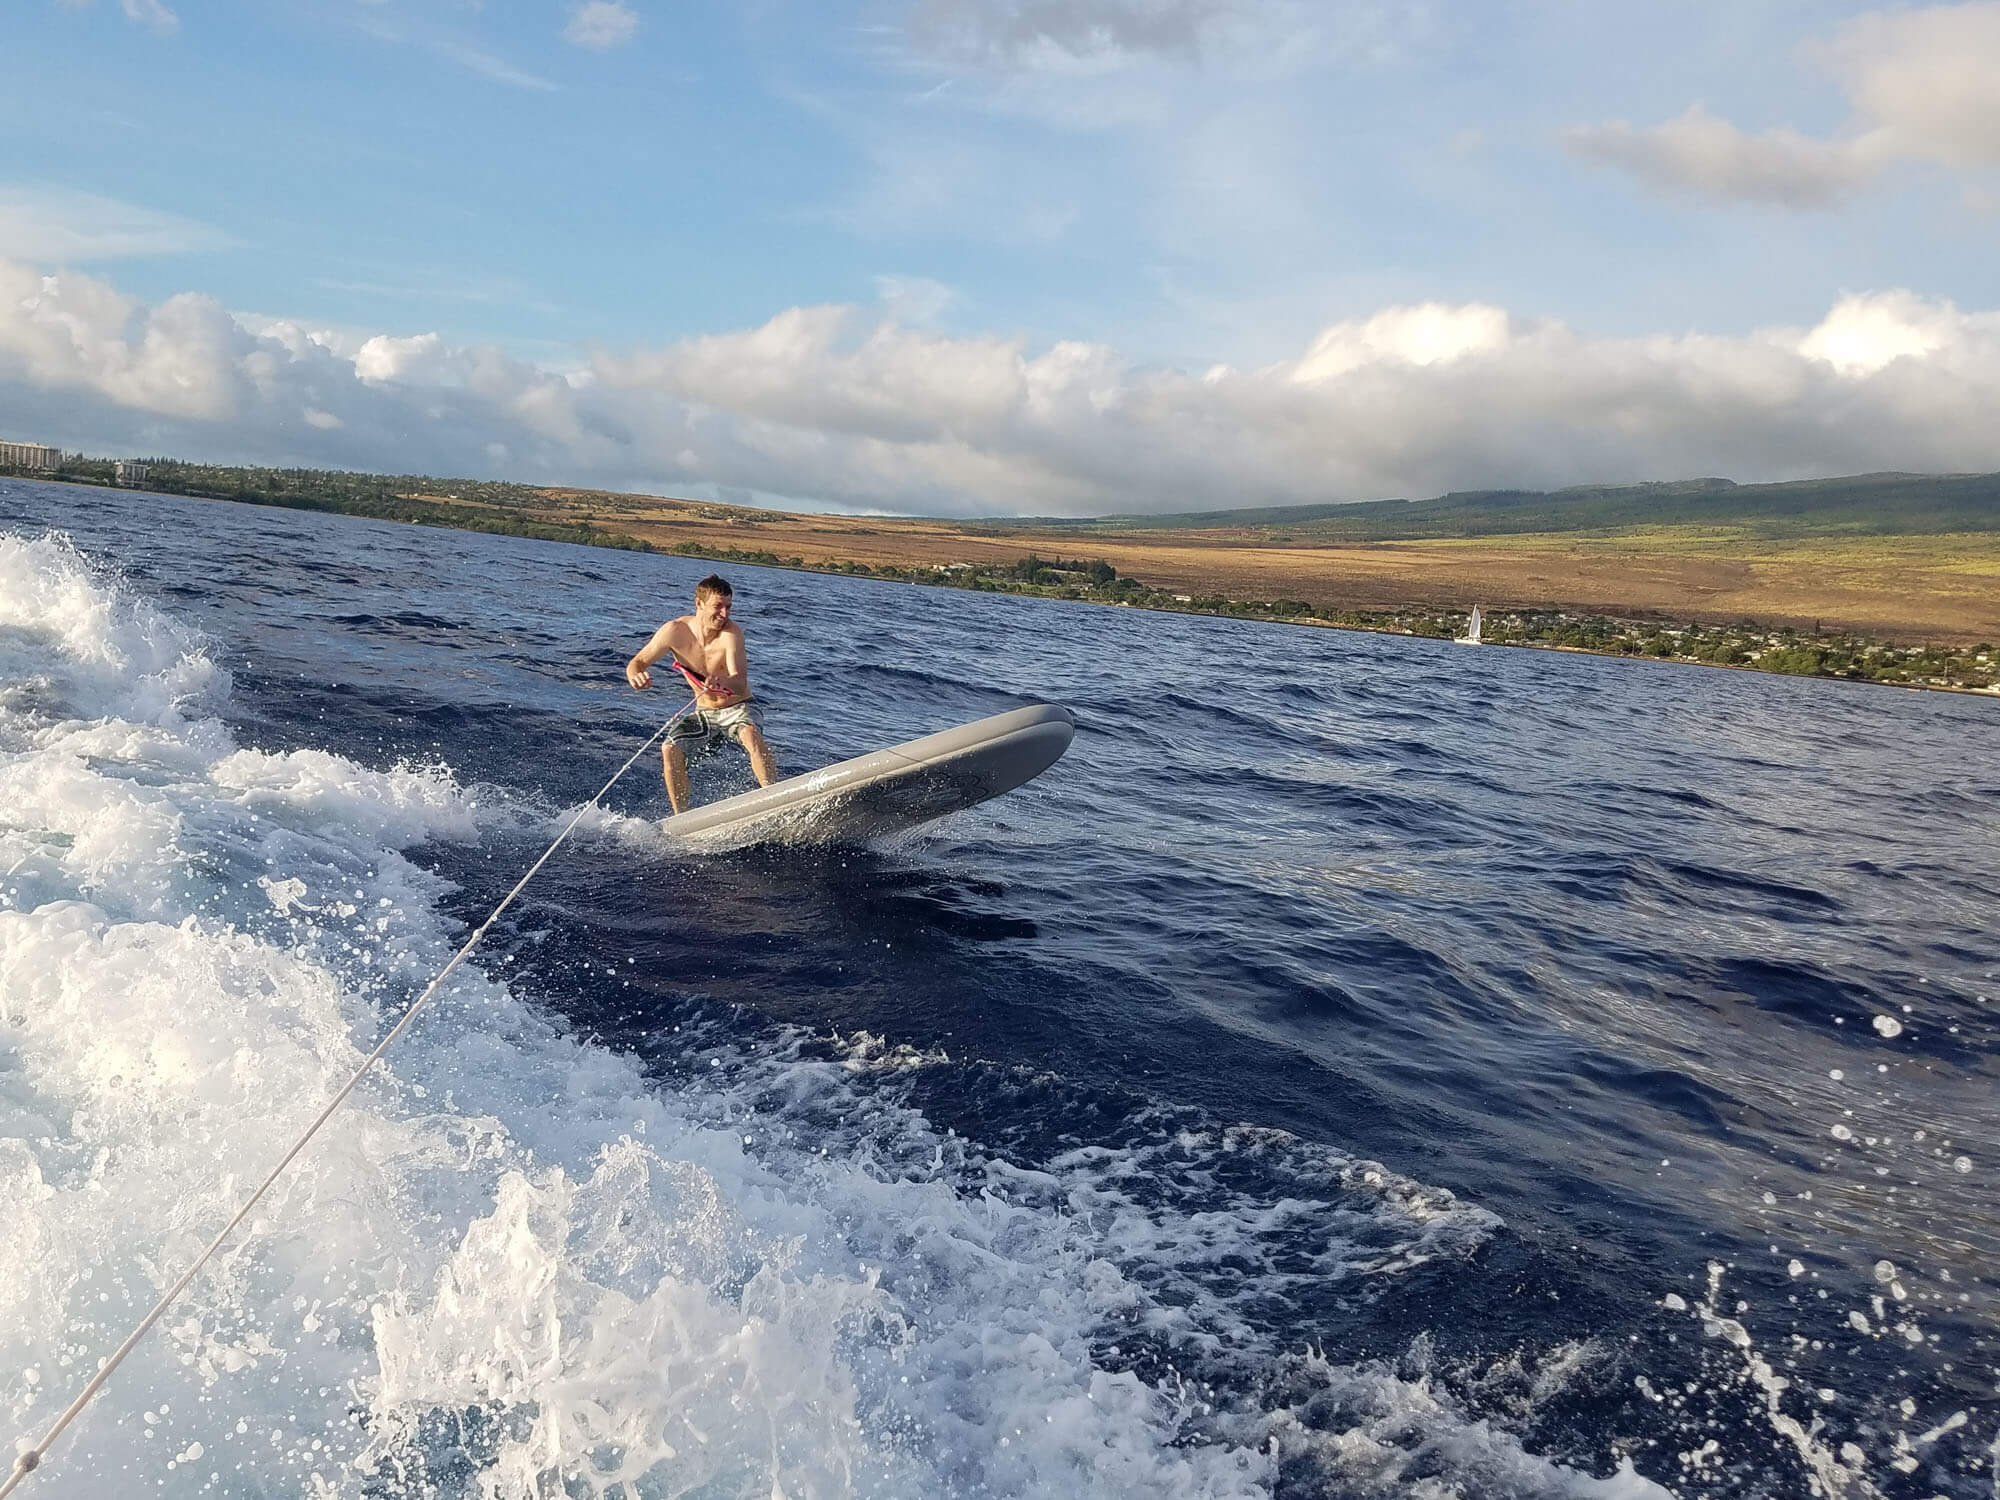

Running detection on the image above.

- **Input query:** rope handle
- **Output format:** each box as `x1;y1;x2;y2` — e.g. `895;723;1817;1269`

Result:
1;693;699;1497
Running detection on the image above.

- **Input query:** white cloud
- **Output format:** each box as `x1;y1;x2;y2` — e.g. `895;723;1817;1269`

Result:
1797;290;1966;376
121;0;178;34
1820;2;2000;165
908;0;1245;70
1570;3;2000;207
1;261;247;420
1565;106;1881;209
0;184;237;262
564;1;639;50
8;257;2000;516
444;43;559;91
901;0;1407;75
1292;303;1510;383
354;331;454;385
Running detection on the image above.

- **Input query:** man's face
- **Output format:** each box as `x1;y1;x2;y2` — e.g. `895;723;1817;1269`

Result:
695;591;731;630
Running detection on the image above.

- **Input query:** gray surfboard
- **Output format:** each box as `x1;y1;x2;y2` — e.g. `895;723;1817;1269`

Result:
663;703;1075;848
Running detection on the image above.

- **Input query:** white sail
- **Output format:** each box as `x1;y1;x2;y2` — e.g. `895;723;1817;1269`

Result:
1456;606;1483;645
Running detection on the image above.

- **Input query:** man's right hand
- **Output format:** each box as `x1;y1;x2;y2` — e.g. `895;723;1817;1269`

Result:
626;661;651;690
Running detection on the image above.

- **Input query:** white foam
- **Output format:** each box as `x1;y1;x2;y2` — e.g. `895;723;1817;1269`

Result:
0;533;221;727
0;530;1658;1498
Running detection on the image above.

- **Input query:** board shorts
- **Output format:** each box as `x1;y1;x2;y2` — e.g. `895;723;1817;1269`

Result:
667;698;764;758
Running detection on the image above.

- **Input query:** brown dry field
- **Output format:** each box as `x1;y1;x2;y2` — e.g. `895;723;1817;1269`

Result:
520;490;2000;646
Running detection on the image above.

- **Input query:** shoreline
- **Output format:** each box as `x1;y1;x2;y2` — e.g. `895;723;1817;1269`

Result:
7;469;1995;700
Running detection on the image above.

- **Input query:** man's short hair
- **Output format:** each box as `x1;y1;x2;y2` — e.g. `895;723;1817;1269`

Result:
695;574;732;602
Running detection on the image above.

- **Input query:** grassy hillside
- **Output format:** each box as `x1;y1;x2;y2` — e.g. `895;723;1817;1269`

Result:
1019;472;2000;540
24;457;655;553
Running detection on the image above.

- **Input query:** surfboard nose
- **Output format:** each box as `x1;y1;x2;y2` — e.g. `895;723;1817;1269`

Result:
987;704;1074;779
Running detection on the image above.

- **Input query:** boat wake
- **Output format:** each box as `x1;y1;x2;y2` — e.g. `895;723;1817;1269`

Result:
0;529;1680;1497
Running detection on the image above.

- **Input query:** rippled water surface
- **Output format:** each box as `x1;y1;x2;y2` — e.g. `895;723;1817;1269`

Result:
2;477;1997;1499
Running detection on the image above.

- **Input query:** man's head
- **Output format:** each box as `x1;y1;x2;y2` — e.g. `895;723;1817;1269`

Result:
694;574;733;628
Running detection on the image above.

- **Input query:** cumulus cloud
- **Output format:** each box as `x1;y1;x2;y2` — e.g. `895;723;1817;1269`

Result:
564;1;639;50
1292;303;1511;384
1796;289;1969;375
353;331;455;385
2;261;244;420
1820;2;2000;165
1571;2;2000;207
8;256;2000;516
1564;106;1881;209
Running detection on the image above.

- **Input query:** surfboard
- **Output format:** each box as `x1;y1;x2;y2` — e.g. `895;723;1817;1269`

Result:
663;703;1075;847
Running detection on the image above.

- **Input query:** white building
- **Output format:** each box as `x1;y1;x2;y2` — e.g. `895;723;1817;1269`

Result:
115;460;151;486
0;440;61;471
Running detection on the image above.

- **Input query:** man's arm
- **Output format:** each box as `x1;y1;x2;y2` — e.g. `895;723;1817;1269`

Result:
626;621;681;690
703;627;750;703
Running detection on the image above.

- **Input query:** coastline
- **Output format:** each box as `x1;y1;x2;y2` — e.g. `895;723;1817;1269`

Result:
8;468;1995;698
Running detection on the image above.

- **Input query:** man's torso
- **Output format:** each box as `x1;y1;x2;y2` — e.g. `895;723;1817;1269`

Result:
670;616;748;704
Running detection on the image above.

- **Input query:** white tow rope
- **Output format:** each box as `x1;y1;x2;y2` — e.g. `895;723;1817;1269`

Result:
1;695;699;1497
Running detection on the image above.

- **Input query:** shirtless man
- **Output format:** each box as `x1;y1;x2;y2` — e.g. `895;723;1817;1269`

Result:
625;574;779;813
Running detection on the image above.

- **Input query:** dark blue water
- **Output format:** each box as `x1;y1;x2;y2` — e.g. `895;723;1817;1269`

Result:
5;476;1997;1498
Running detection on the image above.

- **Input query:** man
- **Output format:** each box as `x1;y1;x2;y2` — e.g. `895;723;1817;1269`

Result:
625;574;779;813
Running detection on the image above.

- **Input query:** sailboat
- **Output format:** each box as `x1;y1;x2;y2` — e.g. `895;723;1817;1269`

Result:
1454;606;1483;645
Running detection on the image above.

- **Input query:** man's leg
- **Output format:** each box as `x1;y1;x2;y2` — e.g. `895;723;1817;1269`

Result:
738;725;778;787
662;741;691;814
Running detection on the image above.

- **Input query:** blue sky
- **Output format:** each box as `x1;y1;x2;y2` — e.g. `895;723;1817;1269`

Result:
5;0;2000;515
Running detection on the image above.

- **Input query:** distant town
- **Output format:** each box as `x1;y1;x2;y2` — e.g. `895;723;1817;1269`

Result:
1;440;148;487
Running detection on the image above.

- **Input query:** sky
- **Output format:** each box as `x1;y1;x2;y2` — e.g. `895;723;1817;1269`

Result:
3;0;2000;516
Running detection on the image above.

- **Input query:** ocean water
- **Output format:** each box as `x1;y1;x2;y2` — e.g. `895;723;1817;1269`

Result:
0;476;1995;1500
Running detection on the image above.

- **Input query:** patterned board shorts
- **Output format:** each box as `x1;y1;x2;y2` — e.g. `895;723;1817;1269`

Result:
667;698;764;758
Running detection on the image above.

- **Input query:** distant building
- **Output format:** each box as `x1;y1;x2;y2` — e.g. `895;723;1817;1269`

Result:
115;460;151;486
0;440;61;471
